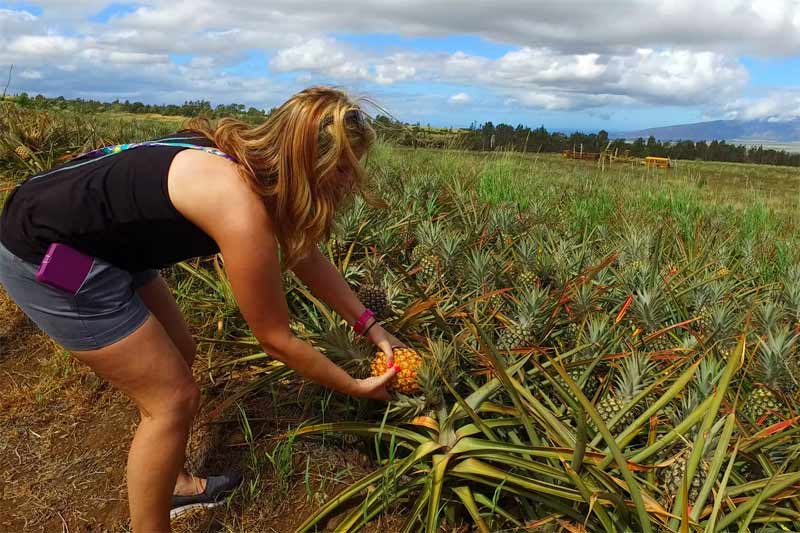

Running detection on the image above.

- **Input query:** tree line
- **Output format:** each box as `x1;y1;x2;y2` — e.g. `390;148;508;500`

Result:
6;93;799;167
373;116;800;168
7;92;272;123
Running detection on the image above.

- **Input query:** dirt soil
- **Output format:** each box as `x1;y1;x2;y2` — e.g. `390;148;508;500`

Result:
0;289;404;532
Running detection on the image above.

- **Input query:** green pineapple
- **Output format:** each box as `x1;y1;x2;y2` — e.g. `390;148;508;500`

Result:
357;285;391;320
356;254;394;320
499;287;549;350
744;327;798;427
512;238;540;288
498;316;537;350
661;448;709;504
411;221;444;280
594;353;657;432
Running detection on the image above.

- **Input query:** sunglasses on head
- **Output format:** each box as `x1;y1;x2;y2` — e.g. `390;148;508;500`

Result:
321;109;365;129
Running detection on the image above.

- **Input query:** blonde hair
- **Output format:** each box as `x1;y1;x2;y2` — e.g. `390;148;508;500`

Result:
187;87;378;267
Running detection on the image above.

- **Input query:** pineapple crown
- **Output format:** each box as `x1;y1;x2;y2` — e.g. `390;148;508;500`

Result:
615;353;658;401
757;327;798;386
569;284;599;320
414;220;445;251
754;301;785;334
465;248;497;291
631;288;667;331
514;238;539;267
693;356;723;398
585;314;611;345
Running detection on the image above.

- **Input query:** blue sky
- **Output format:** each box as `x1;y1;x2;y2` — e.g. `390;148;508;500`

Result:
1;1;799;132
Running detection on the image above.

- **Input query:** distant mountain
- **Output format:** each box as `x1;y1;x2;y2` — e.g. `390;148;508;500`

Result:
616;119;800;143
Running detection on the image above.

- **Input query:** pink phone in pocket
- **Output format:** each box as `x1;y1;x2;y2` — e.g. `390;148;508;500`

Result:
36;243;95;295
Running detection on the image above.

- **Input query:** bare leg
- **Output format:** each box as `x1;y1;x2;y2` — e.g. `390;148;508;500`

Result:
73;316;199;532
136;275;205;495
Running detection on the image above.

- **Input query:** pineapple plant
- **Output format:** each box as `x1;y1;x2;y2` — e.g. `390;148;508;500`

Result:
498;286;549;350
593;353;657;432
511;238;539;288
754;300;785;337
630;288;671;351
743;327;798;427
556;314;611;400
330;197;369;259
370;347;424;395
356;254;394;320
411;220;444;280
564;284;600;347
660;364;724;508
464;248;502;308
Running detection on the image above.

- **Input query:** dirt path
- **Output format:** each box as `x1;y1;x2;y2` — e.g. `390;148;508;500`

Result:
0;290;400;532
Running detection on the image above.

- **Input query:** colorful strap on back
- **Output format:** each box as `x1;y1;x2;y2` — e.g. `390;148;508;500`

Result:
28;137;236;182
74;141;236;163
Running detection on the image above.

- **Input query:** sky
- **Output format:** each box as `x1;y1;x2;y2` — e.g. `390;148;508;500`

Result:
1;1;799;132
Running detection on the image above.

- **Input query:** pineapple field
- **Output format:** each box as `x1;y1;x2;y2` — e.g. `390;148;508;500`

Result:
2;102;800;532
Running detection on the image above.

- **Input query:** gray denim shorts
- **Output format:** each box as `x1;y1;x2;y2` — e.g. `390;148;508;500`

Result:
0;240;158;351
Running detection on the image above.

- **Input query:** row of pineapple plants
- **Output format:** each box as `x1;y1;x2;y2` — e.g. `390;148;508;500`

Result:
267;167;800;530
3;105;800;530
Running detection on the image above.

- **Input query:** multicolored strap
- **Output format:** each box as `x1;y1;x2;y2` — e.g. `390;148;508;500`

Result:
28;138;236;182
73;141;237;163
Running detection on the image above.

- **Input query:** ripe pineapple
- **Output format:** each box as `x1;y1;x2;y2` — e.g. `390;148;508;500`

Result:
594;353;657;432
371;347;424;395
14;144;32;161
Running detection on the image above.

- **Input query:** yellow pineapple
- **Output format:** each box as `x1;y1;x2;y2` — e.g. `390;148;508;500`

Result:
371;347;424;395
14;145;32;160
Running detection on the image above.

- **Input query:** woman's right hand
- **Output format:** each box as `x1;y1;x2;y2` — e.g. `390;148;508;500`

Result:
350;367;398;400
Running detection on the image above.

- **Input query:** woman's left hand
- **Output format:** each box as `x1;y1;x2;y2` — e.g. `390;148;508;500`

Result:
367;323;405;366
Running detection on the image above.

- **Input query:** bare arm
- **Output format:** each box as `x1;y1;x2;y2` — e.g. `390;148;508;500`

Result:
167;155;395;397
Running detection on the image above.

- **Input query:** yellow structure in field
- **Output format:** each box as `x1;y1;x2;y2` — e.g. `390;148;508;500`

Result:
644;156;673;168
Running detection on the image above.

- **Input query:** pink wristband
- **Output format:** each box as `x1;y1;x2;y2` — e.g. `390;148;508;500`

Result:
353;309;375;335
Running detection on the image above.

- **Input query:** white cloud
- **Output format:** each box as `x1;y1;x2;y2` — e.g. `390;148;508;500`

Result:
723;91;800;121
448;92;471;104
0;1;795;121
19;69;43;80
6;35;80;57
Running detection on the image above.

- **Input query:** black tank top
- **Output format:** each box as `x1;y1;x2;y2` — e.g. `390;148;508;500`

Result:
0;132;222;272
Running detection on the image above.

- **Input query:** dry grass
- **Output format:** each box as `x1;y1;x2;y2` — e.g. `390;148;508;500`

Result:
0;288;406;532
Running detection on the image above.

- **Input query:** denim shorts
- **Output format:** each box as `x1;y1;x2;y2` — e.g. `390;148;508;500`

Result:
0;240;158;351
